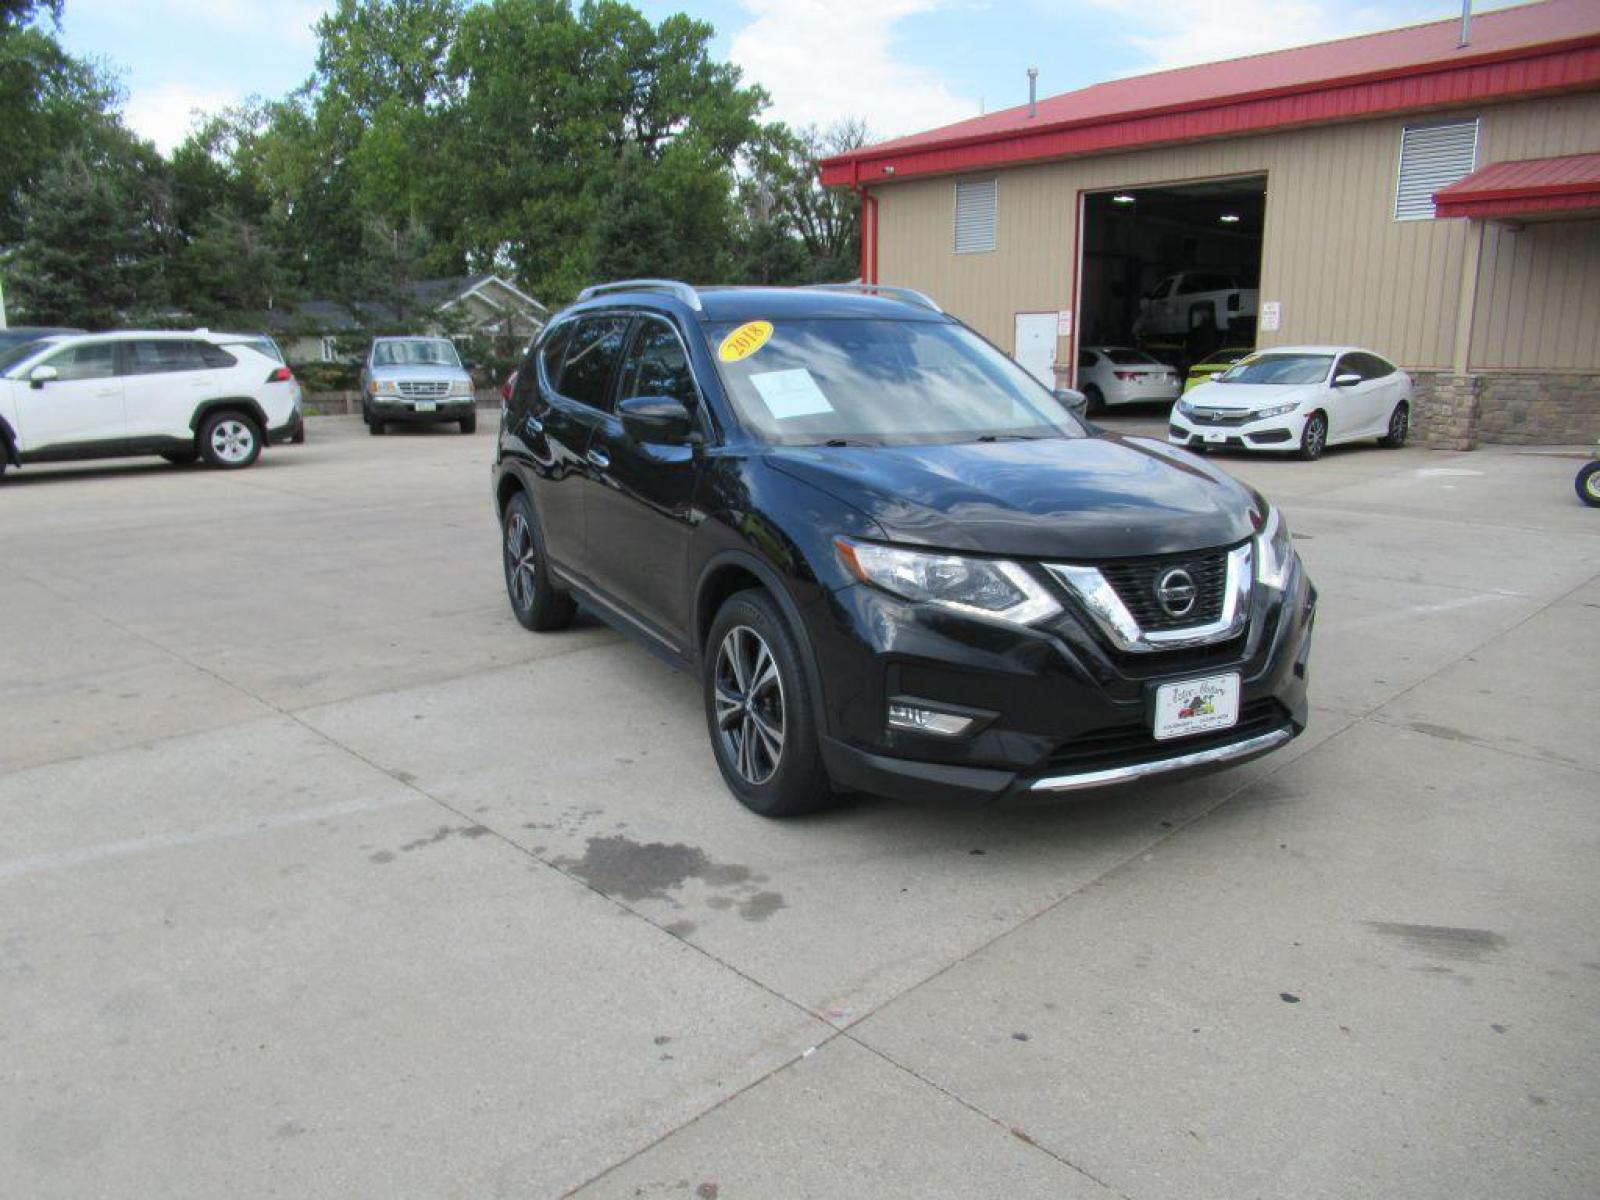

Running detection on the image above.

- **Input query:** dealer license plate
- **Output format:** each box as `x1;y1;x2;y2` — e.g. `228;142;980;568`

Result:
1153;673;1241;741
1204;430;1228;443
414;401;438;412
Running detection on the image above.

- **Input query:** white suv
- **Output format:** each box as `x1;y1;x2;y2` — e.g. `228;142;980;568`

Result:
0;330;303;477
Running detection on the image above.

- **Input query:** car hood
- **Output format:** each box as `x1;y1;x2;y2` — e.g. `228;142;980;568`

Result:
766;434;1258;560
1185;381;1320;411
367;363;470;382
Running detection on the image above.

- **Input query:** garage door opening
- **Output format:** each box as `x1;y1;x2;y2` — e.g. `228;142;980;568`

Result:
1077;176;1266;389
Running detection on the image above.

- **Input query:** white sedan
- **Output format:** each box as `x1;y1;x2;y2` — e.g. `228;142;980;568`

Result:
1076;346;1182;414
1167;345;1412;460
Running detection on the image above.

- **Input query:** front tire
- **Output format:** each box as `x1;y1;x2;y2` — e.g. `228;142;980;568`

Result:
1378;402;1409;448
1577;461;1600;508
704;589;834;818
1298;411;1328;461
460;413;477;434
502;492;576;631
199;411;261;469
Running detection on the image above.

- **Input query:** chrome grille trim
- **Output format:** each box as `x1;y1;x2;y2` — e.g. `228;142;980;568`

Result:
1045;542;1253;653
398;380;451;398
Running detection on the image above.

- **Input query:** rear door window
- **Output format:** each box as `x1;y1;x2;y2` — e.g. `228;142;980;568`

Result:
556;317;631;412
126;340;214;375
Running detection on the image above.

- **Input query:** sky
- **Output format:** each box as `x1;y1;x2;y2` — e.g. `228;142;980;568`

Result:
55;0;1526;154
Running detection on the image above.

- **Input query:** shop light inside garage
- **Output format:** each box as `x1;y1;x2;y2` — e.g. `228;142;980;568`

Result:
1219;212;1242;223
1111;193;1136;205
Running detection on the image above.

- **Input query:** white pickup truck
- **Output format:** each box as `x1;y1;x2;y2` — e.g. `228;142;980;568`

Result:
1134;271;1259;340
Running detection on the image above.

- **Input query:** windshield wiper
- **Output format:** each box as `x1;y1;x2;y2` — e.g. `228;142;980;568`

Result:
820;438;882;447
974;433;1045;442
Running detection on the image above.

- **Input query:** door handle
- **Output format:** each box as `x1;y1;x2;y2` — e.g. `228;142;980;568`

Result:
587;447;611;470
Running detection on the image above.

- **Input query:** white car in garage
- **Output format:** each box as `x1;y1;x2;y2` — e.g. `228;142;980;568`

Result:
0;330;302;477
1076;346;1182;414
1168;345;1411;460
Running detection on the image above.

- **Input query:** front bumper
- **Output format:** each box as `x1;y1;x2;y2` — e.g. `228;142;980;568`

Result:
810;557;1316;804
1168;409;1301;451
369;396;477;422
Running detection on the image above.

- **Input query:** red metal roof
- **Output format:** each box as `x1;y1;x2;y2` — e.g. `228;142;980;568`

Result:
1433;151;1600;217
820;0;1600;187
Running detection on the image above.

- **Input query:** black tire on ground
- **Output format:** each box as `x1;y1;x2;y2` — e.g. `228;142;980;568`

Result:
161;449;199;465
198;410;262;469
1378;402;1410;448
460;413;477;434
1083;384;1105;416
502;491;576;632
1298;411;1328;461
1576;461;1600;508
290;426;306;444
367;412;385;435
703;588;836;818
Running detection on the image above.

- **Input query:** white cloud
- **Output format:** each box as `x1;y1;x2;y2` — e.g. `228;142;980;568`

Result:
1082;0;1519;74
123;83;238;153
729;0;977;138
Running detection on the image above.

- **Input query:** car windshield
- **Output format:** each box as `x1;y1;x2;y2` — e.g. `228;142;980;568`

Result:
1103;348;1159;365
710;319;1084;446
1217;353;1332;385
372;338;460;368
0;338;52;374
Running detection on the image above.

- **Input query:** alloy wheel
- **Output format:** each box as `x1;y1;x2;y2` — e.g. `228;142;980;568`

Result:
210;419;255;464
1303;414;1326;459
1389;405;1409;445
505;511;538;613
713;625;786;786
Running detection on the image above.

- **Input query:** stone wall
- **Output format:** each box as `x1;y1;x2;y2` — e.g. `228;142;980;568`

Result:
1411;371;1598;449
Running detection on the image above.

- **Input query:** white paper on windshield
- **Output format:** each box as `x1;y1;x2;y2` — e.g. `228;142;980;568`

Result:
748;369;834;420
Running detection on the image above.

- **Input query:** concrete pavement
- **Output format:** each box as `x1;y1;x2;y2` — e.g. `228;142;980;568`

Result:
2;415;1595;1198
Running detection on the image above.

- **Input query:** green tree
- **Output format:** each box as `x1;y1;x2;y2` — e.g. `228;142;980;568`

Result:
8;145;172;327
738;120;868;285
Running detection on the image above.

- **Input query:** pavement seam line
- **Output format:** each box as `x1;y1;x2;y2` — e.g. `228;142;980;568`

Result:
841;1030;1134;1199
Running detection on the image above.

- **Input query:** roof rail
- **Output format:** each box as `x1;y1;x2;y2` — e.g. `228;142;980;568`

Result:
575;279;702;311
804;283;943;313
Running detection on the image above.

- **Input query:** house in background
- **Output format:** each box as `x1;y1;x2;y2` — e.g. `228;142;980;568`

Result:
270;275;547;365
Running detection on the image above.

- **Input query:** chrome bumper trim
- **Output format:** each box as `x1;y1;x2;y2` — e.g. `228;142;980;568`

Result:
1028;725;1293;793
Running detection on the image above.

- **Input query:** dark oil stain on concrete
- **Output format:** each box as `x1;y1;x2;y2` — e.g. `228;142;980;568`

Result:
556;834;785;918
1403;721;1489;747
392;770;418;785
369;851;396;865
276;1121;306;1139
1491;1023;1509;1034
1011;1031;1031;1042
1529;1094;1548;1107
1367;921;1508;960
696;1184;719;1200
653;1035;672;1045
664;920;697;938
1280;992;1300;1004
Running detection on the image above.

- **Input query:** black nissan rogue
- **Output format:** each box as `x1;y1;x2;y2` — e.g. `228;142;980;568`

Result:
492;281;1315;817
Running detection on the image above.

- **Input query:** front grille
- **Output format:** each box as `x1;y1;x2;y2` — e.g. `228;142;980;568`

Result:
398;380;451;398
1044;698;1288;775
1186;407;1253;427
1098;548;1231;631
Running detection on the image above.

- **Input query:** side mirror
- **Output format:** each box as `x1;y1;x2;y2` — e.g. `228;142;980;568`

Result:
1333;372;1361;388
619;395;698;445
29;364;58;389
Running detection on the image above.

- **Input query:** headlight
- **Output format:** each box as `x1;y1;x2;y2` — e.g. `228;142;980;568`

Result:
1176;398;1195;416
450;379;473;397
835;538;1061;626
369;379;399;396
1252;401;1299;420
1255;506;1296;590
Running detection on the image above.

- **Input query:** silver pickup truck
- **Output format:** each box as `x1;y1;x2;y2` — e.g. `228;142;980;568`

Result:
361;336;477;435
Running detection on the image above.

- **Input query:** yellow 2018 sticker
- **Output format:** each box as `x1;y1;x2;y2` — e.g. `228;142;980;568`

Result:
718;320;773;363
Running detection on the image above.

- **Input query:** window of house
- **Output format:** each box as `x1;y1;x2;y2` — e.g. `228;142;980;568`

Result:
1394;119;1479;221
954;177;998;254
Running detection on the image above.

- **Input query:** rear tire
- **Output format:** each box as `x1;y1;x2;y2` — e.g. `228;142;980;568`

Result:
1083;385;1106;416
704;589;835;818
198;411;261;469
1378;402;1409;448
460;413;477;434
1298;411;1328;461
502;492;576;631
1577;461;1600;508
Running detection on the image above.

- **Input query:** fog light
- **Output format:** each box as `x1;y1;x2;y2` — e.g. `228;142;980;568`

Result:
888;703;975;737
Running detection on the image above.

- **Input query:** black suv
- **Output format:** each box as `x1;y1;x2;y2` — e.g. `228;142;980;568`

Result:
492;281;1315;817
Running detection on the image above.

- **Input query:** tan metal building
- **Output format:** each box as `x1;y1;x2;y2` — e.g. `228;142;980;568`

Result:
820;0;1600;447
